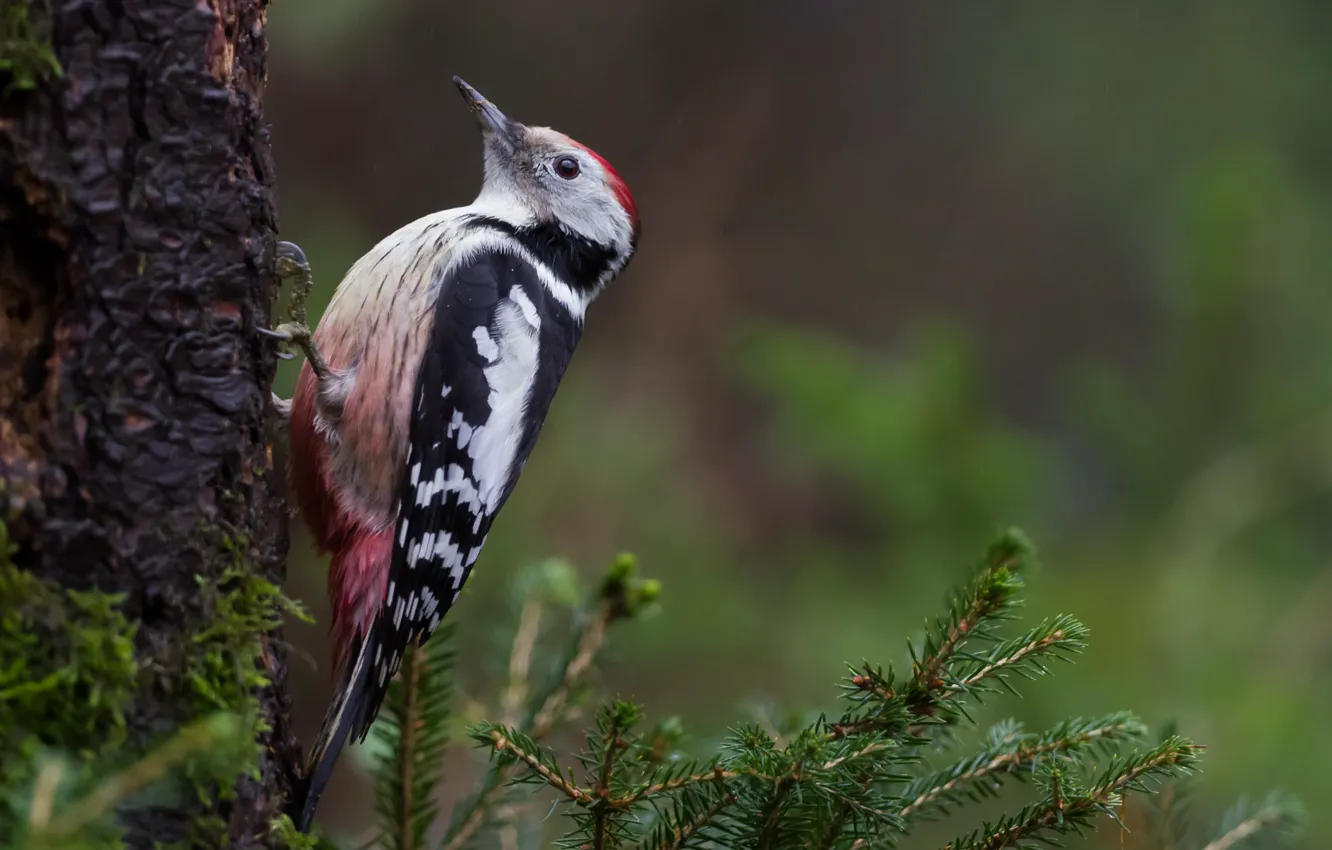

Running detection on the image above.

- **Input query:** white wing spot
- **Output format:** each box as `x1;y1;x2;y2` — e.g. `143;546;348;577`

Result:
473;326;499;362
410;463;421;485
468;299;539;513
441;384;452;399
509;286;541;330
387;580;396;604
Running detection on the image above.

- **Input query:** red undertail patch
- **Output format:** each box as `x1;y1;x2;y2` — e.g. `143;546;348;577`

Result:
289;363;391;674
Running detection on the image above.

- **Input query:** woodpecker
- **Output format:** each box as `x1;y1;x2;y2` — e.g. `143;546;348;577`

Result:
269;77;639;831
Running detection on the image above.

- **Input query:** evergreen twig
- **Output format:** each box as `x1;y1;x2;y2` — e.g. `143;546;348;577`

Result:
395;646;423;850
1200;791;1304;850
443;556;657;850
942;737;1201;850
335;534;1298;850
484;728;593;803
754;772;796;849
912;532;1030;693
500;601;542;728
372;623;457;850
936;614;1088;702
899;713;1143;823
639;792;737;850
442;612;608;850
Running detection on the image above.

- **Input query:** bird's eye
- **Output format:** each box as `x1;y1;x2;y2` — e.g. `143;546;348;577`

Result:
553;156;581;179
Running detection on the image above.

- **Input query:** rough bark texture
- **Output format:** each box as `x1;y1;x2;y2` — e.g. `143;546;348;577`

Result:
0;0;299;846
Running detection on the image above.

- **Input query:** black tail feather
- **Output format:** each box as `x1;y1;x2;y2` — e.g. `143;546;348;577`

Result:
291;632;376;833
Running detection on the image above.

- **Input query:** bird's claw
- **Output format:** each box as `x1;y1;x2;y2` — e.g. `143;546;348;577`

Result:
264;239;331;380
258;321;312;344
260;317;331;380
270;321;313;345
275;240;311;280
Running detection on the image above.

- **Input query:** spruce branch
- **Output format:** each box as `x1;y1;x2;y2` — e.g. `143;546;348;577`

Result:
443;555;658;850
638;790;738;850
373;623;458;850
623;765;733;803
499;600;542;728
530;604;608;738
617;736;890;809
480;726;593;804
899;713;1145;824
911;530;1032;696
835;531;1040;741
389;533;1289;850
1200;791;1304;850
817;802;852;850
934;614;1089;706
399;645;424;849
942;737;1201;850
584;702;642;849
818;739;892;773
754;771;797;850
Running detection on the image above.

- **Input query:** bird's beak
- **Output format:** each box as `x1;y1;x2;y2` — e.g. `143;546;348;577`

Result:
453;76;518;149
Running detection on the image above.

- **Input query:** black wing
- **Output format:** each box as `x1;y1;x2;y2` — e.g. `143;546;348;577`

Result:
353;247;581;740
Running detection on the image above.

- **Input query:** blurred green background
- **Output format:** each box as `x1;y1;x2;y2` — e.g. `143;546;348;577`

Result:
266;3;1332;846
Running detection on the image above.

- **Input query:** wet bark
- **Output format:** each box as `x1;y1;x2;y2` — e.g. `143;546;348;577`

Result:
0;0;298;846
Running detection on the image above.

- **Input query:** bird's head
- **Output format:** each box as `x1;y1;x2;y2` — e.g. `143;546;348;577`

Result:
455;76;639;272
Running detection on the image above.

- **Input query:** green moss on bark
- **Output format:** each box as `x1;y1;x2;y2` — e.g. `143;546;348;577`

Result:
182;534;309;784
0;2;62;92
0;518;138;835
139;528;309;847
0;519;309;847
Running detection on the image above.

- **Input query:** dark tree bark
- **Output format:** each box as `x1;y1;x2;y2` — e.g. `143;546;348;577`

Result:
0;0;300;846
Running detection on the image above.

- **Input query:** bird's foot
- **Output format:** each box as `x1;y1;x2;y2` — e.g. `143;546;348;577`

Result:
258;321;332;382
262;240;333;380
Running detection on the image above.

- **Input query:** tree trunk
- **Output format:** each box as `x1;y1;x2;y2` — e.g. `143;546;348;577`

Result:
0;0;299;846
